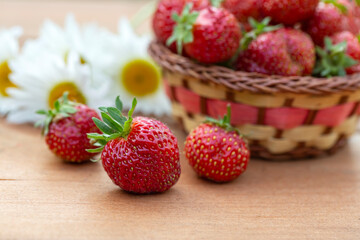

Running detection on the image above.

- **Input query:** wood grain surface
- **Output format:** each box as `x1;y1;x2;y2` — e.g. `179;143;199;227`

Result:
1;1;360;239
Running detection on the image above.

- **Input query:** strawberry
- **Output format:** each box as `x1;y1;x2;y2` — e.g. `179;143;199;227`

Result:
87;97;181;194
259;0;319;25
313;34;358;77
331;31;360;74
236;19;315;76
36;93;101;163
185;106;249;182
303;0;357;46
167;4;242;64
221;0;261;30
152;0;210;52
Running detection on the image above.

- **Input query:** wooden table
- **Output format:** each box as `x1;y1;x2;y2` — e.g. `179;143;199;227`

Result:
1;1;360;239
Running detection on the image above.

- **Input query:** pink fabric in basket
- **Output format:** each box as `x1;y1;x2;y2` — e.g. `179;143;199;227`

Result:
206;99;258;125
175;87;201;114
164;80;174;100
356;104;360;115
264;108;308;130
313;102;355;127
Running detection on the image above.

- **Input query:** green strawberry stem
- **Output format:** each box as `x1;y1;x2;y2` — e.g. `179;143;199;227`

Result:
35;92;77;135
166;3;199;54
205;104;240;134
210;0;224;7
321;0;348;14
313;37;358;77
86;96;137;154
241;17;283;50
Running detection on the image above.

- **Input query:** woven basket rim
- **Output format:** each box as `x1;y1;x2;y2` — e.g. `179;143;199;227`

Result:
149;41;360;95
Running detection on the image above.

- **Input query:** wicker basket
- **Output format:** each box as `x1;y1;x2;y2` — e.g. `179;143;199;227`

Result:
149;41;360;160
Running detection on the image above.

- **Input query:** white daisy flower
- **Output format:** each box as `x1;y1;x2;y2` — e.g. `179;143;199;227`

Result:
0;26;22;115
5;51;112;124
22;14;114;72
107;18;171;116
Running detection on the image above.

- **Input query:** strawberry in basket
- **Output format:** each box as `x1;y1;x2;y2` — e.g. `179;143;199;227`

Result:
221;0;261;30
303;0;360;46
167;3;242;64
313;32;360;77
259;0;319;25
236;18;316;76
153;0;210;52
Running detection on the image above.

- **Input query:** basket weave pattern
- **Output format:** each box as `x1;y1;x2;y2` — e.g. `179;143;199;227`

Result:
149;42;360;160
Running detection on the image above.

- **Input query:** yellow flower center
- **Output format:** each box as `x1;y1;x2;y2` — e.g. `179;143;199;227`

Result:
0;61;16;97
48;81;86;108
121;59;161;97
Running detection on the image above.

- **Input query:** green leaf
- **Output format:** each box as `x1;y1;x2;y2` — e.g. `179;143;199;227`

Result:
101;112;123;132
87;133;107;140
36;110;47;115
210;0;224;7
167;3;199;54
99;107;108;112
92;117;115;135
321;0;347;14
128;98;137;118
87;96;138;153
107;107;126;125
86;147;104;153
241;17;282;50
204;104;240;134
115;96;123;111
313;37;358;77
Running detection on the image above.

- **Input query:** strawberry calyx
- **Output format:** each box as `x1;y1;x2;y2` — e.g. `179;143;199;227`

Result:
210;0;224;7
86;96;137;154
321;0;348;14
313;37;358;77
240;17;282;50
36;92;77;136
205;104;240;134
166;3;199;54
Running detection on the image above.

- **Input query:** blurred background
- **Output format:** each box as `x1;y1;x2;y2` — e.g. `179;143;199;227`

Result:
0;0;151;39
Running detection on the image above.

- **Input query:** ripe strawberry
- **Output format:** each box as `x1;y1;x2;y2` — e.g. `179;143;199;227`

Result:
236;20;315;76
167;4;242;64
303;0;357;46
313;33;359;77
87;97;181;194
36;93;101;163
331;31;360;74
221;0;261;30
185;106;250;182
259;0;319;25
152;0;209;52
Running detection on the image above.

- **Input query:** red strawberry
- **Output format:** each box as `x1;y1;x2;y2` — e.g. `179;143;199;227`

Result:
87;97;181;194
237;25;315;76
303;0;357;46
332;31;360;74
259;0;319;25
152;0;209;52
222;0;261;30
313;32;359;77
36;93;101;163
185;106;250;182
168;5;242;64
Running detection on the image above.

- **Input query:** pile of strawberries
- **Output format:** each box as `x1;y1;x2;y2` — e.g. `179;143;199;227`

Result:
153;0;360;77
